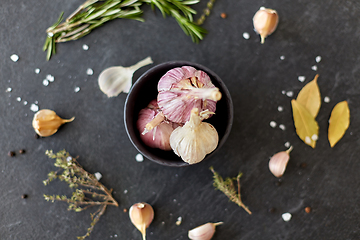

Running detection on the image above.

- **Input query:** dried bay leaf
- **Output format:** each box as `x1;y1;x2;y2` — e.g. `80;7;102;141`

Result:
296;74;321;118
328;101;350;147
291;99;319;148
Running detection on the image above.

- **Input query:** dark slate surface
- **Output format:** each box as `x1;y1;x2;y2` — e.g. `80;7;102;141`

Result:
1;0;360;239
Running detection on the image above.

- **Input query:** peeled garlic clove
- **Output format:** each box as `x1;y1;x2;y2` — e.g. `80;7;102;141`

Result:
253;7;279;44
170;108;219;164
268;146;293;177
188;222;223;240
129;202;154;240
98;56;153;97
157;66;221;123
32;109;75;137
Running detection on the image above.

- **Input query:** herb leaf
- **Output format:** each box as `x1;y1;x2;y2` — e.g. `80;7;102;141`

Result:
328;101;350;147
291;99;319;148
296;74;321;118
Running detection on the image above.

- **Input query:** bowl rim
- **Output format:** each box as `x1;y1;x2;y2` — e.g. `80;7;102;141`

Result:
124;60;234;167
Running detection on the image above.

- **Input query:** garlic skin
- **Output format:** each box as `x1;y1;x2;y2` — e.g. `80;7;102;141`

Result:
157;66;221;123
188;222;223;240
253;7;279;44
268;146;293;177
98;56;153;97
170;108;219;164
137;100;178;150
129;202;154;240
32;109;75;137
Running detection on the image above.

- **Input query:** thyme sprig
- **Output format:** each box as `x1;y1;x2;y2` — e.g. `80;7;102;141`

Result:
44;0;208;60
43;150;119;240
210;167;252;215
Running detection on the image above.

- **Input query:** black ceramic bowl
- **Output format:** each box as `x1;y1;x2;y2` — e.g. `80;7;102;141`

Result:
124;61;233;167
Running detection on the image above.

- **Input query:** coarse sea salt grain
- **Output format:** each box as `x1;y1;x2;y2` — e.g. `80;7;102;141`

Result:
35;68;40;74
30;103;39;112
43;79;49;86
135;153;144;162
86;68;94;75
6;87;12;92
124;189;128;194
66;156;72;162
243;32;250;39
94;172;102;181
16;97;21;102
298;76;306;82
280;56;285;60
279;124;286;131
284;142;291;148
10;54;19;62
324;96;330;103
46;74;55;82
282;213;292;222
282;90;286;95
23;101;28;105
278;106;283;112
311;65;318;71
82;44;89;50
270;121;277;128
286;91;294;97
176;217;182;226
315;56;322;63
305;136;311;144
74;87;80;93
311;134;318;141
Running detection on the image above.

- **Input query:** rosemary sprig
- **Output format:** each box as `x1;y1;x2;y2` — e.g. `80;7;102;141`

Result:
43;150;119;240
210;167;252;215
44;0;208;60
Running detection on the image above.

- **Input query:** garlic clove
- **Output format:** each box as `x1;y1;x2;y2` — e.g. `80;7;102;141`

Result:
32;109;75;137
98;56;153;97
268;146;293;177
129;202;154;240
188;222;223;240
253;7;279;44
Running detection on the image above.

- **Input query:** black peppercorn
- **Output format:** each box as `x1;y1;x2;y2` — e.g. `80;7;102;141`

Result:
8;151;15;157
19;149;26;154
21;194;28;199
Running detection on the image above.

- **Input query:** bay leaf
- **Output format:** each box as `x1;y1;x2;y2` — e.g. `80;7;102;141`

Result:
328;101;350;147
296;74;321;118
291;99;319;148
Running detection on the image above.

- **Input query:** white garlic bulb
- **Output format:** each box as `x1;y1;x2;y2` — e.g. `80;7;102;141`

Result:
188;222;223;240
170;108;218;164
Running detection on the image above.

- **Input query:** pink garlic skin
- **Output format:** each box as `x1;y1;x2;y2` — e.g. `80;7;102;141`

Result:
157;66;218;123
137;100;177;151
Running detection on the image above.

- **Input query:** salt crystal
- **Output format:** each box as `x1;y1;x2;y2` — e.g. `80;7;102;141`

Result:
46;74;55;82
324;96;330;103
243;32;250;39
35;100;38;104
30;104;39;112
16;97;21;102
124;189;128;194
35;68;40;74
298;76;305;82
311;134;318;141
277;106;283;112
270;121;277;128
284;142;291;148
74;87;80;93
281;90;286;95
280;55;285;60
279;124;286;131
48;32;54;37
66;156;72;162
311;65;318;71
86;68;94;75
315;56;322;63
135;153;144;162
6;87;12;92
82;44;89;50
94;172;102;181
286;91;294;97
176;217;182;226
23;101;28;105
114;234;118;238
282;213;292;221
10;54;19;62
305;136;311;144
43;79;49;86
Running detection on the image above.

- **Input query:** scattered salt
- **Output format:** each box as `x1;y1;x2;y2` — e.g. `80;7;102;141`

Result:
279;124;286;131
48;32;54;37
43;79;49;86
311;65;318;71
82;44;89;50
66;156;72;162
46;74;55;82
280;55;285;60
16;97;21;102
324;96;330;103
284;142;291;148
305;136;311;144
35;100;38;104
6;87;12;92
315;56;322;63
114;234;118;238
286;91;294;97
282;213;292;222
124;189;128;194
23;101;28;105
94;172;102;181
243;32;250;39
86;68;94;75
74;87;80;93
176;217;182;226
35;68;40;74
135;153;144;162
10;54;19;62
30;103;39;112
298;76;305;82
270;121;277;128
277;106;283;112
311;134;318;141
